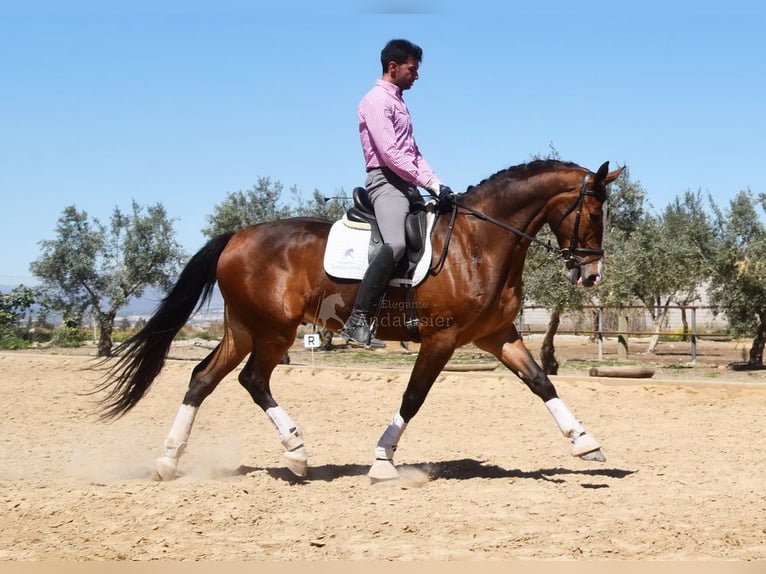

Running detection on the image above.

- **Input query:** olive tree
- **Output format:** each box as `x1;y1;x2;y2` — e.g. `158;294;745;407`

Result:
708;190;766;366
612;192;712;353
0;285;37;348
202;177;293;237
597;173;714;353
292;188;351;222
31;201;185;356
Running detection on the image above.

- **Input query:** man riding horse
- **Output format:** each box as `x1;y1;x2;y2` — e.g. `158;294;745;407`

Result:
340;38;454;349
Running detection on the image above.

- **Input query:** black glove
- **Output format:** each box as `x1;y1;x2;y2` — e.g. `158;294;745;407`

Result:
437;185;455;213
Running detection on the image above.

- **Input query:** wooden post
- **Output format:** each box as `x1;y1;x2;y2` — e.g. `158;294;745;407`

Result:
690;307;697;364
617;315;629;359
597;307;604;360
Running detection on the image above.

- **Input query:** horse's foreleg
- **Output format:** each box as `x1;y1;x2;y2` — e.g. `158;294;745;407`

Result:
368;341;454;482
368;412;409;482
476;333;605;462
544;396;604;460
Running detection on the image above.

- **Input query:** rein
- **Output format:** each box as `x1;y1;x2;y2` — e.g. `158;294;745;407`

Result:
430;173;602;275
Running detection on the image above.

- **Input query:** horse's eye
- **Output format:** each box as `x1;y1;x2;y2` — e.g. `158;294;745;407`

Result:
588;213;602;222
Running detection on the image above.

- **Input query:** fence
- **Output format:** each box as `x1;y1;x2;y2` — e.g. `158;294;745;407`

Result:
516;305;729;363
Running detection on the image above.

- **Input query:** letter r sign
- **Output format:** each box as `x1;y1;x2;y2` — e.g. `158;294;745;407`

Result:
303;333;321;348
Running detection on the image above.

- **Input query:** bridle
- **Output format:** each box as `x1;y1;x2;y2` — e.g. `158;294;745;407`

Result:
431;172;604;275
554;174;606;271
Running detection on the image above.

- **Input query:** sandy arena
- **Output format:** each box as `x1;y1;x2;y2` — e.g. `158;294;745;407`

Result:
1;338;765;560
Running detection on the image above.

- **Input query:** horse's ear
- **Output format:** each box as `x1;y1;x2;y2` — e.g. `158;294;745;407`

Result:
592;161;623;201
593;161;624;188
605;165;624;185
596;161;610;181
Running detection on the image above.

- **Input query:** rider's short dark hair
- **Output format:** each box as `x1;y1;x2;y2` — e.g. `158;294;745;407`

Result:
380;39;423;73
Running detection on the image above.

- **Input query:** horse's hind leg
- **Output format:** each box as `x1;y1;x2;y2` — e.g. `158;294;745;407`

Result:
236;339;308;478
154;332;250;481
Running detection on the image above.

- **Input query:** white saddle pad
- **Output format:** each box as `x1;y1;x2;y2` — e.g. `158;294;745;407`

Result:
323;211;436;287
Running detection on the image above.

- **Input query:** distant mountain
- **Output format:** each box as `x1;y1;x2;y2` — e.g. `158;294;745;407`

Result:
1;284;226;325
119;286;225;324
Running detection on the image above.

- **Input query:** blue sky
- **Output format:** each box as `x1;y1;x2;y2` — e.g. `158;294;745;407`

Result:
2;2;765;285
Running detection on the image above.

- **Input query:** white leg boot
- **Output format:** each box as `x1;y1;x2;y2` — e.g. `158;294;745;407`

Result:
545;398;605;461
266;406;308;478
368;412;407;482
154;404;197;481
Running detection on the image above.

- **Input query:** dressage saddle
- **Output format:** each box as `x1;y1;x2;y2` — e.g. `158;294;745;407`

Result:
344;187;430;279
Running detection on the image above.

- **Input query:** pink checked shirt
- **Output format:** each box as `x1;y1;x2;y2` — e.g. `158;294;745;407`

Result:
358;79;437;189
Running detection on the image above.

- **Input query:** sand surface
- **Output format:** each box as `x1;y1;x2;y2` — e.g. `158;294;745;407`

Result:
1;340;765;560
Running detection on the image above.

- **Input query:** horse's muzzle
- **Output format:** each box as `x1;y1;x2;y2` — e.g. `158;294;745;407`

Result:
566;259;603;288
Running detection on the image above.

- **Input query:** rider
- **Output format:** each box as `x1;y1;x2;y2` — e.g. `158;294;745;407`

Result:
340;38;454;349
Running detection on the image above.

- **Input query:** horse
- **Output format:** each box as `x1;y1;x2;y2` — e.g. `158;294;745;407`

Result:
97;159;624;482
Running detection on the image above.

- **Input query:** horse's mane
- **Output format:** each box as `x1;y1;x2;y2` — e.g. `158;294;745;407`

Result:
465;159;581;193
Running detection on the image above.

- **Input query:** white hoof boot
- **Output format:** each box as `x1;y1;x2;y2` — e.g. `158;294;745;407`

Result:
284;446;308;478
572;432;605;461
153;455;179;481
368;458;400;483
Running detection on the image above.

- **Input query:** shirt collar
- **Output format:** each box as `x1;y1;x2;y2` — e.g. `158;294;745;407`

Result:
376;79;402;99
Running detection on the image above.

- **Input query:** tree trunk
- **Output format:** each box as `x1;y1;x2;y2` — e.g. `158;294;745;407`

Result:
647;304;671;354
97;312;116;357
747;318;765;366
680;306;689;342
540;309;560;375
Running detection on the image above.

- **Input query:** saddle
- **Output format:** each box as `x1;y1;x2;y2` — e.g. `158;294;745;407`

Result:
343;187;430;281
324;187;437;287
323;188;439;342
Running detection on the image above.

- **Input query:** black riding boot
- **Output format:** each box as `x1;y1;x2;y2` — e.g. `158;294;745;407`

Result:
341;244;395;349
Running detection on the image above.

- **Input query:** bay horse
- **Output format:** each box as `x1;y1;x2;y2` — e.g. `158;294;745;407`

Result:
97;159;623;482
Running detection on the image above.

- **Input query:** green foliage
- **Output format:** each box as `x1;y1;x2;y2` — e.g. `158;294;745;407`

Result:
0;285;35;329
708;189;766;340
51;326;90;348
0;332;27;350
605;165;648;236
597;180;714;317
0;285;40;349
202;177;294;237
291;188;351;221
203;177;351;238
30;201;186;356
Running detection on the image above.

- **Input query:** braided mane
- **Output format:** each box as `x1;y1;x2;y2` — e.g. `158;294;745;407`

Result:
465;159;581;193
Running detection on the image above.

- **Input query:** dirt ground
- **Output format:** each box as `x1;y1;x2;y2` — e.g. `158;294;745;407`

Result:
1;336;765;561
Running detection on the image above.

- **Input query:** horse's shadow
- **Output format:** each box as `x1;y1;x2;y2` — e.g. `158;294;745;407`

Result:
233;458;635;487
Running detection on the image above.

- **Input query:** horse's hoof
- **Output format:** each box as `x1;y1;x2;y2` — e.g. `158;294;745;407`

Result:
572;433;605;461
572;432;600;456
368;458;400;483
154;456;178;481
284;447;308;478
579;448;606;462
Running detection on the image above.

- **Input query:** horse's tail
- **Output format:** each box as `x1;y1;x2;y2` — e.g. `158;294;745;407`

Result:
96;232;235;420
